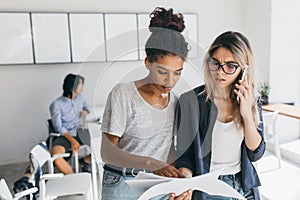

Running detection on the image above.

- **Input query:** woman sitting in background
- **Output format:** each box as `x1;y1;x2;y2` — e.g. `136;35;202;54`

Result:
49;73;91;174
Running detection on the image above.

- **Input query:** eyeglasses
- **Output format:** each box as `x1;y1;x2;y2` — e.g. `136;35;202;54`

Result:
207;57;240;75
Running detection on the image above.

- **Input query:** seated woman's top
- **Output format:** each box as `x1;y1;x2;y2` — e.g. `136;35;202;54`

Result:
50;94;89;137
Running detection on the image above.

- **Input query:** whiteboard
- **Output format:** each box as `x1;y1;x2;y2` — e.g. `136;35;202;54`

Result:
182;14;198;58
105;14;139;61
0;13;33;64
31;13;71;63
137;14;151;61
69;13;106;62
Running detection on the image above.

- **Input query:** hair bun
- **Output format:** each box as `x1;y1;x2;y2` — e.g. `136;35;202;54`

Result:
149;7;185;33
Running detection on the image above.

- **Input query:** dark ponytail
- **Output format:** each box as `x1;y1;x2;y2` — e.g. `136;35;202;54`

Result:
145;7;189;62
62;74;85;98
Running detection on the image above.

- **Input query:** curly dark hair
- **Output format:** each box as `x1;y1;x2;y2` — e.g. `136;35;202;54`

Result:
145;7;189;62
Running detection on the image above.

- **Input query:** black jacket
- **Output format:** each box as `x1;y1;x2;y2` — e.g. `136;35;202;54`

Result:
175;85;265;200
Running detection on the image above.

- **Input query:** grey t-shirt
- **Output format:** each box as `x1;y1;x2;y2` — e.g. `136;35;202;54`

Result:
101;82;177;162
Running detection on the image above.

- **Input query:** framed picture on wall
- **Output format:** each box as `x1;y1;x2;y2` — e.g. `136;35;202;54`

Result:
105;14;139;61
31;13;71;63
0;13;33;64
69;13;106;62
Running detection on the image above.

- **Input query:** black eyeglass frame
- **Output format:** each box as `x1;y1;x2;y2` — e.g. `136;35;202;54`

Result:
207;57;240;75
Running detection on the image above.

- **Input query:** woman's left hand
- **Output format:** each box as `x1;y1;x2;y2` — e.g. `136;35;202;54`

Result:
169;190;192;200
234;75;253;119
81;110;89;118
152;163;183;178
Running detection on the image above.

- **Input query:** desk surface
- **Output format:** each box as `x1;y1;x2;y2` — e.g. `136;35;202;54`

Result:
262;103;300;120
86;106;105;123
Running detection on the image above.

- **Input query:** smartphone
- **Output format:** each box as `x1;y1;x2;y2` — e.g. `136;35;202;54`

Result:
237;66;249;103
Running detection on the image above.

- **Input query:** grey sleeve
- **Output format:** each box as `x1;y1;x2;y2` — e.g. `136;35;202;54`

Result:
100;85;128;137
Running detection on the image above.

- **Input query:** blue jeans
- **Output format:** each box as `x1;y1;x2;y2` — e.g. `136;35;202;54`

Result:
206;172;255;200
102;170;169;200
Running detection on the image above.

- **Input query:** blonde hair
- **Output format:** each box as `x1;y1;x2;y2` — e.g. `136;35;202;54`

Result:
202;31;259;128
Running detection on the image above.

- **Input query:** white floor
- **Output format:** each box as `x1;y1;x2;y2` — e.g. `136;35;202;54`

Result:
257;155;300;200
2;145;300;200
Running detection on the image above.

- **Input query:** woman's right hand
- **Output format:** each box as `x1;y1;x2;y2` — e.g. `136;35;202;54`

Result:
63;132;81;153
70;139;80;152
148;158;183;178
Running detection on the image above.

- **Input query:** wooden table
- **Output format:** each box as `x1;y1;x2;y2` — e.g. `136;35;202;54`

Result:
262;103;300;120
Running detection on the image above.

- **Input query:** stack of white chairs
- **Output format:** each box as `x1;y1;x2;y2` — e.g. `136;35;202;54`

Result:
0;178;37;200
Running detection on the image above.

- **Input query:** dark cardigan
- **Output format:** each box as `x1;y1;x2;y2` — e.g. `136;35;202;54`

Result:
175;85;265;200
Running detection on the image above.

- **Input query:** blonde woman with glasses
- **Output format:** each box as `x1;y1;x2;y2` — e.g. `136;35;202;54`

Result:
175;31;265;200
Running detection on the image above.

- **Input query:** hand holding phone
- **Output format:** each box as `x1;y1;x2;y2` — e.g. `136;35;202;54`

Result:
237;66;249;103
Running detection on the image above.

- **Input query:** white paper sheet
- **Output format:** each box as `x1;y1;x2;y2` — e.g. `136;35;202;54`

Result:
126;171;246;200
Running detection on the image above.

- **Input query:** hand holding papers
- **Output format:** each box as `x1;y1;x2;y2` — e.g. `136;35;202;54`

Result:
126;171;246;200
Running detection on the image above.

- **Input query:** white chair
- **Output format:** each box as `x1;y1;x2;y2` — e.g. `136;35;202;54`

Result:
88;122;104;200
0;178;38;200
29;142;93;200
263;110;282;168
47;119;91;173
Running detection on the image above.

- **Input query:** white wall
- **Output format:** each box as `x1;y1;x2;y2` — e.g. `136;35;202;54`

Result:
242;0;300;143
269;0;300;106
241;0;272;85
0;0;244;165
268;0;300;142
